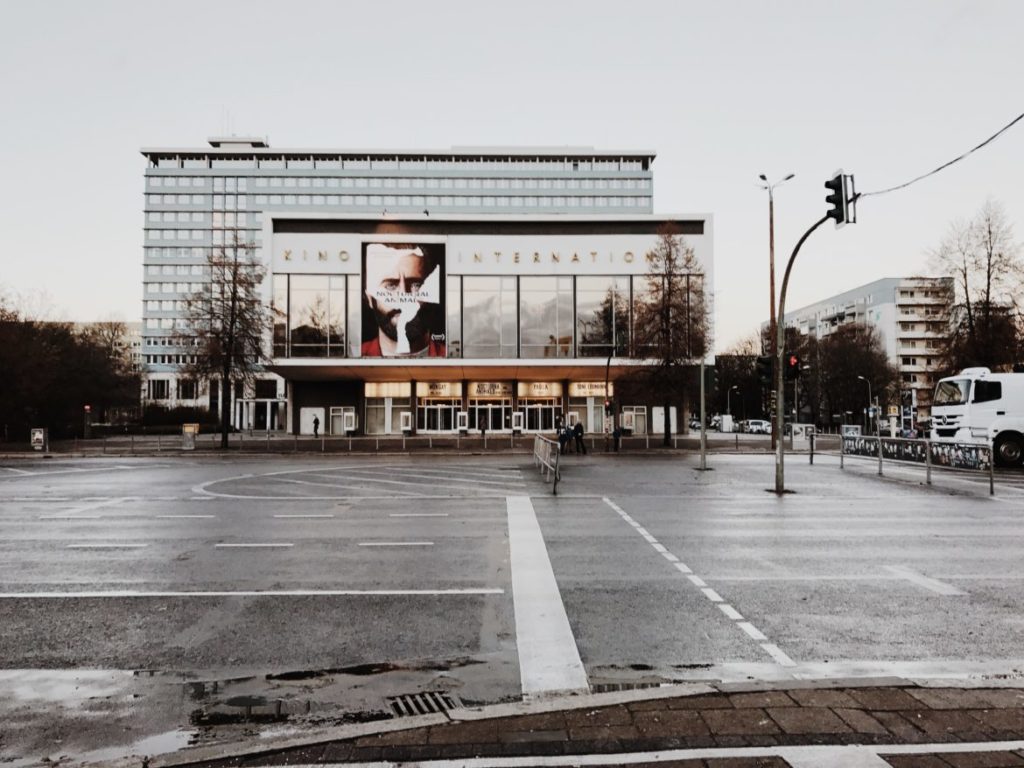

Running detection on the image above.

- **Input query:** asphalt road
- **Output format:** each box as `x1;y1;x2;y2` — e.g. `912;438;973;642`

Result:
1;450;1023;764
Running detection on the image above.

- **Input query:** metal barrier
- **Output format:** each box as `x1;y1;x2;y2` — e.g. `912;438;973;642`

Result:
533;434;560;495
839;435;994;495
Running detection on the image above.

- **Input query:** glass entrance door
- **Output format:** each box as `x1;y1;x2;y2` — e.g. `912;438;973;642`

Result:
518;398;559;432
469;398;512;432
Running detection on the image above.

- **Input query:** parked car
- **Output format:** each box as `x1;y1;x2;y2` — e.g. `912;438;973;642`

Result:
746;419;771;435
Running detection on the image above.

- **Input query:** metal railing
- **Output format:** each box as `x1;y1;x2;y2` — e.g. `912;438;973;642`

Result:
533;434;560;495
835;434;994;495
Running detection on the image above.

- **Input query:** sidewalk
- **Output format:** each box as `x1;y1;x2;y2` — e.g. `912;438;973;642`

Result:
145;680;1024;768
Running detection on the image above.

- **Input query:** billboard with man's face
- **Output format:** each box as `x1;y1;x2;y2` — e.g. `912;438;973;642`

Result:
361;242;446;357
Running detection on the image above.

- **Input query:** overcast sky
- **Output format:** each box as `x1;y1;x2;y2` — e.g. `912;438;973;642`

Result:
1;0;1021;351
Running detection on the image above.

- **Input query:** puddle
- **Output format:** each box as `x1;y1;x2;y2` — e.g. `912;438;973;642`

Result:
0;670;134;706
67;729;195;765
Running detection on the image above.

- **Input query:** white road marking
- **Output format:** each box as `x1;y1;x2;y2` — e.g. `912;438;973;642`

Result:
156;515;216;519
273;477;421;496
390;513;450;517
885;565;968;596
760;642;797;667
0;588;505;599
602;496;795;669
215;543;294;548
737;622;768;641
40;515;103;520
298;740;1024;767
66;544;148;549
507;495;589;696
358;541;434;547
61;497;132;516
719;604;744;620
273;514;335;519
0;466;32;475
322;468;526;489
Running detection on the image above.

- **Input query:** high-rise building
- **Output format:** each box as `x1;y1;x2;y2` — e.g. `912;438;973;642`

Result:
141;138;712;434
781;276;953;421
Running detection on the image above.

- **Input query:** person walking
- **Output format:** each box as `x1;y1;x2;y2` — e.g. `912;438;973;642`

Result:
313;416;320;438
573;421;586;455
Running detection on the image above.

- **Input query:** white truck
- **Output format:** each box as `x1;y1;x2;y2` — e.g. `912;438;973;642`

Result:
930;367;1024;467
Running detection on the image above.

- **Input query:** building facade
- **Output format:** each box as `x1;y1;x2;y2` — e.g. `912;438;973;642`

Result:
141;139;712;434
781;276;953;420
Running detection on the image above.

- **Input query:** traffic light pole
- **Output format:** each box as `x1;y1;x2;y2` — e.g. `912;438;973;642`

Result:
775;214;830;495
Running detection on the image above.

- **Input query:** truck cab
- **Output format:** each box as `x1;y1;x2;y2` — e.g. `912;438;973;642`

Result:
931;367;1024;467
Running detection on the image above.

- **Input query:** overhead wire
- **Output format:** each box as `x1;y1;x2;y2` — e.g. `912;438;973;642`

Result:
858;110;1024;198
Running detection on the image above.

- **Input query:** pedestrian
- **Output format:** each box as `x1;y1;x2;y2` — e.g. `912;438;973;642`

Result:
612;426;621;453
558;425;570;455
313;416;320;438
573;421;586;455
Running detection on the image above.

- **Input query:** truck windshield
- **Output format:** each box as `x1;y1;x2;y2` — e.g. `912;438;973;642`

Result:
934;378;970;405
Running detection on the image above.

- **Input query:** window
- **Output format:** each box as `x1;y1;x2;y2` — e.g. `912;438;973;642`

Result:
177;380;197;400
462;276;517;358
520;276;573;358
973;380;1003;404
576;276;629;357
148;380;170;399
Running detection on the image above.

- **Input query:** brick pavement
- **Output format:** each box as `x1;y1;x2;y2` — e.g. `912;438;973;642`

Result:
176;684;1024;768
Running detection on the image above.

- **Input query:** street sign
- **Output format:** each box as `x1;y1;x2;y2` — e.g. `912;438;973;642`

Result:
30;428;47;452
887;406;899;416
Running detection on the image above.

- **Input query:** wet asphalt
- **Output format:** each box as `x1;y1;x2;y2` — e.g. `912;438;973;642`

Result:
1;450;1023;764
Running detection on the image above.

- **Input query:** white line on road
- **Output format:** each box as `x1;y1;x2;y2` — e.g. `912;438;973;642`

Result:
674;562;693;574
0;588;505;599
156;515;216;519
358;541;434;546
701;588;723;602
323;467;526;489
40;515;103;520
687;575;707;588
760;642;797;667
273;514;335;519
719;604;744;621
0;466;32;475
66;544;148;549
737;622;768;641
884;565;968;596
61;497;132;516
390;513;450;518
215;543;294;548
507;495;589;697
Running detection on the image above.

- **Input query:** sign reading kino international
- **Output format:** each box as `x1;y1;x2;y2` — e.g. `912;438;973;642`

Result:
265;214;713;435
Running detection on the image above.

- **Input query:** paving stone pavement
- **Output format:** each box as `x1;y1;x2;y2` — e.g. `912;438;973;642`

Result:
165;684;1024;768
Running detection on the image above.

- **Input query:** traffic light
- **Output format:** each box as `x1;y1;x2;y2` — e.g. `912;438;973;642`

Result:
824;173;847;226
604;399;613;416
785;354;802;381
756;355;773;384
824;171;857;227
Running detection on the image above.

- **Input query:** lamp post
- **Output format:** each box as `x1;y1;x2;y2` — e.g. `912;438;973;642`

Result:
857;375;873;434
758;173;794;448
727;385;739;417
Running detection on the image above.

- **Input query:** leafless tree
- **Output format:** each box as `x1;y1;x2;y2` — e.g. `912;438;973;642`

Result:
183;237;270;448
929;200;1021;371
632;224;710;444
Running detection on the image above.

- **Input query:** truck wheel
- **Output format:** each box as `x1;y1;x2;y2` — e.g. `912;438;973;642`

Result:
995;434;1024;467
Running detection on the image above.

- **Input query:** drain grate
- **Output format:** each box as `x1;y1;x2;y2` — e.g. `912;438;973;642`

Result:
387;690;460;717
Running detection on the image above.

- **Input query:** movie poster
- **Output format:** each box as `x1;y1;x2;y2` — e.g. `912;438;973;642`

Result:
361;242;446;357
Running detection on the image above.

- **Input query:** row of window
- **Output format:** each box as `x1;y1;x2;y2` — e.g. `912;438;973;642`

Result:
148;194;248;209
252;194;647;208
146;282;204;294
148;176;651;191
146;229;259;243
272;273;702;361
146;379;197;399
150;158;649;173
146;212;256;226
146;264;206;276
146;354;198;366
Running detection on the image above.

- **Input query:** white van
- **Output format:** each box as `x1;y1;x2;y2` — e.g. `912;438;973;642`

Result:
931;367;1024;466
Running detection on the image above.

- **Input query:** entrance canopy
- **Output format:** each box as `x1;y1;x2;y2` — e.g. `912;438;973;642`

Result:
267;358;652;383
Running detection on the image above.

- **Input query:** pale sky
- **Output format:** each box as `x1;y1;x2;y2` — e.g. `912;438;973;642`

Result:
1;0;1021;351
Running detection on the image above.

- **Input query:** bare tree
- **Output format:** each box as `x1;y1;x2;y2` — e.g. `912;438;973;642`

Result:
183;238;270;448
632;224;710;444
929;200;1021;371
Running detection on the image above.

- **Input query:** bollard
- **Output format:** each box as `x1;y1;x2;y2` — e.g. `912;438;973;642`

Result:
989;443;995;496
294;435;298;452
877;436;883;476
925;439;932;484
735;433;739;449
809;431;814;465
321;435;325;453
266;431;270;451
840;436;844;469
157;434;161;452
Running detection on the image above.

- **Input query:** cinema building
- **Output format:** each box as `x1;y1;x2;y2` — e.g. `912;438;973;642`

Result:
140;140;713;435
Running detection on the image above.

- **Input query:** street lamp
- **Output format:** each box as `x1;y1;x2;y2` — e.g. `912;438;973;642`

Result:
758;173;794;448
727;385;739;416
857;375;874;434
